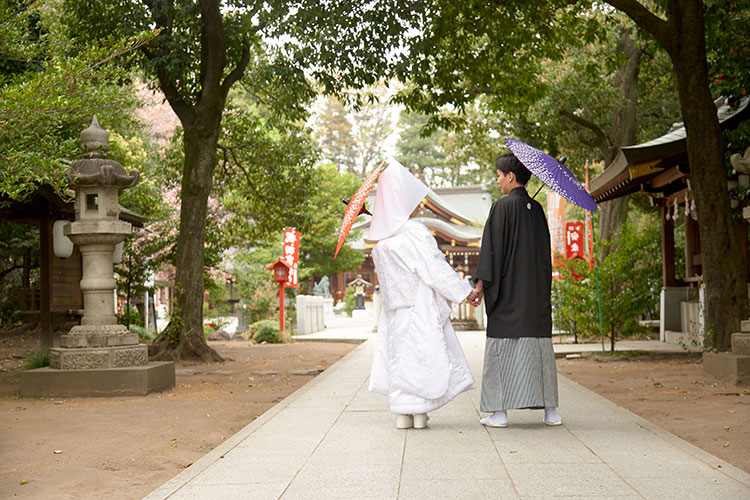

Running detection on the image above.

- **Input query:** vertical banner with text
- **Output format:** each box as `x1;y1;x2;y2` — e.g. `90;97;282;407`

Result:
565;222;584;260
282;228;300;288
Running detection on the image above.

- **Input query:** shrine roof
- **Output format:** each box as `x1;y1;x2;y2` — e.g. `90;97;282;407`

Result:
590;97;750;202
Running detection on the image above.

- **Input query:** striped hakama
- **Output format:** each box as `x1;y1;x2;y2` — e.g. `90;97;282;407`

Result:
479;337;558;412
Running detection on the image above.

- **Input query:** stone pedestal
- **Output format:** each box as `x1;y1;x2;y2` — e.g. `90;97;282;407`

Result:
352;308;369;321
703;325;750;386
20;362;175;397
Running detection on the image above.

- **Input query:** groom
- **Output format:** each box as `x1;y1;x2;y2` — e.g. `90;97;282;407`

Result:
467;152;561;427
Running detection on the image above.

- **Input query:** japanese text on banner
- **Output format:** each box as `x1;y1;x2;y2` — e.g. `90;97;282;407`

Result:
565;222;584;260
282;228;300;288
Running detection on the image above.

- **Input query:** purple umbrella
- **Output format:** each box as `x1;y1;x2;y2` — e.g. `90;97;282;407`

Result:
506;137;598;212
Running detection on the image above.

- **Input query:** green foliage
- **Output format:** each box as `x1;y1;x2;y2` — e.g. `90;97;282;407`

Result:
553;220;662;347
0;33;149;201
0;221;37;326
296;163;366;285
117;306;144;328
705;0;750;106
388;1;598;131
23;350;50;370
128;324;154;341
395;110;450;185
314;87;394;178
246;319;278;340
217;102;319;248
254;322;286;344
343;287;356;317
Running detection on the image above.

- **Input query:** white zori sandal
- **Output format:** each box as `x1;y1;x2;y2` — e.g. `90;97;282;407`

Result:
396;414;414;429
413;413;428;429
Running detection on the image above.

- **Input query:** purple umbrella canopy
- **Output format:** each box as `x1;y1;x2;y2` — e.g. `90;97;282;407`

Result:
506;137;598;212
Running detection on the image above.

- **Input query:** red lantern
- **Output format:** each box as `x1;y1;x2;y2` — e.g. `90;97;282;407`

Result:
266;259;292;332
267;258;291;283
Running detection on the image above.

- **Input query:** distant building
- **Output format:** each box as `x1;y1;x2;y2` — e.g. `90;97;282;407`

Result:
331;184;492;309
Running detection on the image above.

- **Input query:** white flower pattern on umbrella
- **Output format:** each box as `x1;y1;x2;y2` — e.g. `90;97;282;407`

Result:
506;138;598;212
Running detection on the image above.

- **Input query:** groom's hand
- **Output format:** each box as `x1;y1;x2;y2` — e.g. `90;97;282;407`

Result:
467;282;484;306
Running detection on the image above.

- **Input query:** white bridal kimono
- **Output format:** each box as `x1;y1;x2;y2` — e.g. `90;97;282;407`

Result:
369;220;476;414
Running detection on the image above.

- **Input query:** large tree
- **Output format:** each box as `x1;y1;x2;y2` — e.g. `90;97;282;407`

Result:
64;0;421;360
603;0;748;350
524;19;680;251
70;1;250;361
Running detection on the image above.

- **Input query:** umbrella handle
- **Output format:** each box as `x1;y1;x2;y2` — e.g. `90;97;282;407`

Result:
341;198;372;217
531;156;563;199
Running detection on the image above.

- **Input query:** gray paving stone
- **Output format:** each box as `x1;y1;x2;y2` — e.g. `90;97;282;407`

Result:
398;479;518;500
624;474;750;499
504;462;637;497
401;451;509;481
188;450;306;485
167;483;288;500
281;463;401;498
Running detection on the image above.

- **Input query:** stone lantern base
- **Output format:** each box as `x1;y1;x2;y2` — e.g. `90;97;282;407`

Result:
20;362;175;397
49;324;147;370
703;321;750;387
20;323;175;397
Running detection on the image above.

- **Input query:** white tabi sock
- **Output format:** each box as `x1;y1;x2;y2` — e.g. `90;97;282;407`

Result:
480;410;508;427
544;407;562;425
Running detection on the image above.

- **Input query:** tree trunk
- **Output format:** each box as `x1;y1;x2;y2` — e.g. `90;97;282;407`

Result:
666;0;747;351
599;29;641;255
151;118;224;362
598;195;630;252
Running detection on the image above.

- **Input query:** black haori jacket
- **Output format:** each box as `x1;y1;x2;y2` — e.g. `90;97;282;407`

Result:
475;187;553;339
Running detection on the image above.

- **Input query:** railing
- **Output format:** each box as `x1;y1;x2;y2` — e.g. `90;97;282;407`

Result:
296;295;326;335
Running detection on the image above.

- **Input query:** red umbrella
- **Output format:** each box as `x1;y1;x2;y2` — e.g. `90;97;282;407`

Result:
334;162;384;259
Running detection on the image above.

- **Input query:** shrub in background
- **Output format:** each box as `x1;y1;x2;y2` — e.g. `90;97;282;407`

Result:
128;324;154;341
553;221;661;351
253;322;293;344
23;351;50;370
117;306;144;327
343;287;356;317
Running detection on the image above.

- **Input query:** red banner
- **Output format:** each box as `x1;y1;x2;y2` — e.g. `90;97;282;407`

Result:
565;222;584;260
282;228;300;288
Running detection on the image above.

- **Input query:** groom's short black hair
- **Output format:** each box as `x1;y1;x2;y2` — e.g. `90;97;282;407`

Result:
495;152;531;185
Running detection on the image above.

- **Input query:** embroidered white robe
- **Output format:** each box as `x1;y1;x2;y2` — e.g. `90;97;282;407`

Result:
369;220;476;414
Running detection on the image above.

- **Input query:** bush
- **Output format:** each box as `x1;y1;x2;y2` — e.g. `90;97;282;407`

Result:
23;351;50;370
343;287;356;317
553;221;661;350
254;323;285;344
246;319;278;340
117;306;144;327
128;324;154;341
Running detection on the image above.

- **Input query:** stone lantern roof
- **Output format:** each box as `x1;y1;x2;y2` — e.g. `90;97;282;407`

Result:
67;116;140;189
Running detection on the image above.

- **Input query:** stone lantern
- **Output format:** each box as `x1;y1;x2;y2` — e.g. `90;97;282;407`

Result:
21;117;175;396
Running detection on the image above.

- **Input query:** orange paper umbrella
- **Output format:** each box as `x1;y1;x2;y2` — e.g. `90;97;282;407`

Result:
334;162;384;259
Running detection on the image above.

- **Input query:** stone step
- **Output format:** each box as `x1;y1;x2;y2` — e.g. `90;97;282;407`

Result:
732;333;750;355
741;319;750;333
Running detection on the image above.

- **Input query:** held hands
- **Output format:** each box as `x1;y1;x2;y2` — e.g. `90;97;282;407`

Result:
466;281;484;307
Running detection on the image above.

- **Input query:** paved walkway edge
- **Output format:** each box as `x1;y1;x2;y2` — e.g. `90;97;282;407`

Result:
561;376;750;488
142;344;367;500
